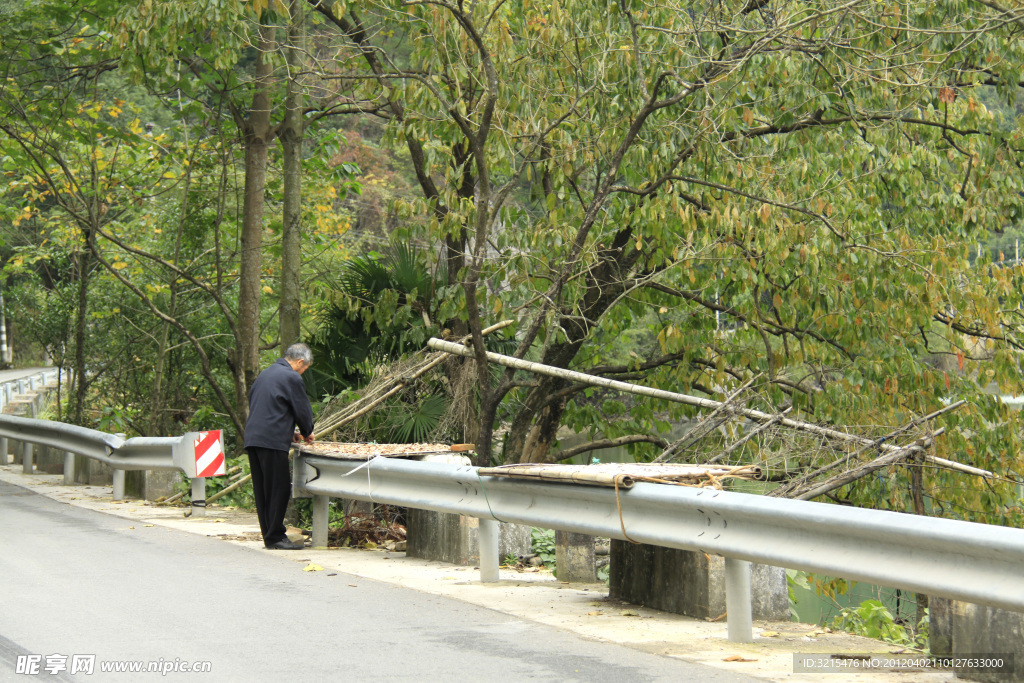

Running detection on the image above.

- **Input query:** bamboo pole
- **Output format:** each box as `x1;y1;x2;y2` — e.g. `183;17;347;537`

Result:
793;429;944;501
157;466;242;506
313;320;514;439
705;407;792;465
654;374;761;463
206;473;251;504
768;401;970;498
428;338;931;457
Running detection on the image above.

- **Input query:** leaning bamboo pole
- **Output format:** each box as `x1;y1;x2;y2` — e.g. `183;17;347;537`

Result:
427;338;990;478
313;320;514;439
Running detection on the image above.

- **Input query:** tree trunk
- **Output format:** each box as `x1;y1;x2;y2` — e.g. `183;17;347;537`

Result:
73;247;91;425
236;27;277;420
521;397;567;463
279;0;304;354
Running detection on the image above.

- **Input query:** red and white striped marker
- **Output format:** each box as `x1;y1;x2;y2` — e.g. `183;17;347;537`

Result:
194;430;226;478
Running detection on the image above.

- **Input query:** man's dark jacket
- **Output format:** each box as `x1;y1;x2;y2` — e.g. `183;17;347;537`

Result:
243;358;314;452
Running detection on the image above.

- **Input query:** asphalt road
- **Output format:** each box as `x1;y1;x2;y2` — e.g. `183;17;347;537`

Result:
0;480;761;682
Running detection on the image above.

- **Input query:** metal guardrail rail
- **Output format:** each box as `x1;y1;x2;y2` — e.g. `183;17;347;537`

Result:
0;369;61;414
0;410;207;515
294;453;1024;643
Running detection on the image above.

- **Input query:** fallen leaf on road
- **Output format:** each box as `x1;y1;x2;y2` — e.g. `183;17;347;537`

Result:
144;524;154;528
620;610;639;617
586;611;603;616
302;564;324;572
349;584;358;587
759;631;779;638
723;655;757;662
127;526;134;530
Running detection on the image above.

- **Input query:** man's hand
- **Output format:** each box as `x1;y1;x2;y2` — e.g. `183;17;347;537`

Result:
303;434;315;445
292;431;302;443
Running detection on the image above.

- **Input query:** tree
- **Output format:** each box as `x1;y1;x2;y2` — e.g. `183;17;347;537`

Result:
307;0;1023;520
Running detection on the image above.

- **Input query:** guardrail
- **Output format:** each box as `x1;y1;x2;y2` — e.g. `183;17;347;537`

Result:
6;391;1022;646
294;453;1024;643
0;413;212;516
0;369;62;415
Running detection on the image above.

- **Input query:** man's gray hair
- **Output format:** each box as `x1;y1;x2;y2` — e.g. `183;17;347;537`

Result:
284;343;313;366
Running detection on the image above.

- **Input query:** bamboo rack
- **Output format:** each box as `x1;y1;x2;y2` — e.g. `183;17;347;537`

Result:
479;462;764;488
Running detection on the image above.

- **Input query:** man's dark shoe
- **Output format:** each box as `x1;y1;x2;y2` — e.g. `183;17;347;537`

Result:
265;538;304;550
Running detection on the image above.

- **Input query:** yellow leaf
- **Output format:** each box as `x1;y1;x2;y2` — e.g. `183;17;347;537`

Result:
162;171;177;179
112;262;128;270
262;285;273;294
493;298;503;314
302;563;324;572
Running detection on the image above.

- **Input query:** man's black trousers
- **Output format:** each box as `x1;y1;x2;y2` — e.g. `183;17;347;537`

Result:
247;447;291;547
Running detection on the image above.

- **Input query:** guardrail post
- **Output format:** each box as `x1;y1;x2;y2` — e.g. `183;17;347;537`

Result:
478;518;500;583
22;440;33;474
63;451;75;485
112;469;125;500
312;495;329;547
191;477;206;517
29;376;36;391
725;557;753;643
0;437;7;466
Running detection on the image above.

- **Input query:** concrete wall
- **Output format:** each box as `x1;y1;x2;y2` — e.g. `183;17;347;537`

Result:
609;541;789;621
929;598;1024;682
406;509;530;566
74;454;113;485
555;531;597;583
125;470;182;501
34;444;63;474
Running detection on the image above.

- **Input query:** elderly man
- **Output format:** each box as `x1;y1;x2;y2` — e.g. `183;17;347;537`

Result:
244;343;315;550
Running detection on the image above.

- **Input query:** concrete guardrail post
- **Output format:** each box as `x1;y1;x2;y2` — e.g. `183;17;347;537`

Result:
63;451;75;485
112;469;125;500
478;518;500;583
112;433;127;500
0;437;7;466
191;477;206;517
312;495;329;547
725;557;753;643
22;440;32;474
